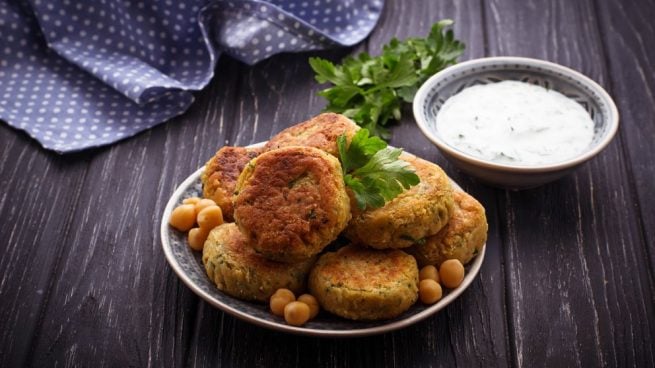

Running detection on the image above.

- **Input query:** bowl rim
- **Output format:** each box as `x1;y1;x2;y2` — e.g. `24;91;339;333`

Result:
412;56;620;173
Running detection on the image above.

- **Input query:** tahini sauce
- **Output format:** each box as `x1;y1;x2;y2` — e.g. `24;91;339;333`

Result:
436;81;595;165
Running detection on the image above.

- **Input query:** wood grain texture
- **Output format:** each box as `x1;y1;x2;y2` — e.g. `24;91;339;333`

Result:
1;0;654;367
372;1;511;367
18;56;249;367
484;0;655;366
0;126;89;368
595;0;655;273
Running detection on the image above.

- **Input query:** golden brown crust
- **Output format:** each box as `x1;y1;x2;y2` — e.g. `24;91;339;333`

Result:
233;146;351;263
201;146;261;221
264;113;360;156
407;190;487;267
202;223;315;302
308;245;419;320
344;154;454;249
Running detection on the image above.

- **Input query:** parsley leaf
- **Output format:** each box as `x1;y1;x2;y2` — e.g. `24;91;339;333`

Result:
337;129;386;173
338;129;420;210
310;20;464;139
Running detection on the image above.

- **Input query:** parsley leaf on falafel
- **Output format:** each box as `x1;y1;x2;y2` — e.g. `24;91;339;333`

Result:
338;129;420;210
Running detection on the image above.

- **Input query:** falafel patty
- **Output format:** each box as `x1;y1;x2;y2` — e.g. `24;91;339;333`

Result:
202;223;315;302
233;146;351;263
308;245;419;320
407;190;487;267
201;146;261;221
344;153;454;249
264;113;360;157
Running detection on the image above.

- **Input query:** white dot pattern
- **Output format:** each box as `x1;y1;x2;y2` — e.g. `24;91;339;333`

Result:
0;0;384;153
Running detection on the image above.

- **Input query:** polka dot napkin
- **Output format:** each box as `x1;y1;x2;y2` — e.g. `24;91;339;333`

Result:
0;0;384;153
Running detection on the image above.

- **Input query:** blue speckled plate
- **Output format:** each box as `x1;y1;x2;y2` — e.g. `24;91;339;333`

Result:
160;143;485;337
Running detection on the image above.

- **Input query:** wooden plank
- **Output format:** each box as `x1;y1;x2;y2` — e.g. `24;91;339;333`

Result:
0;125;89;367
591;1;655;365
371;1;511;367
226;51;337;146
483;0;655;366
21;56;244;367
595;0;655;274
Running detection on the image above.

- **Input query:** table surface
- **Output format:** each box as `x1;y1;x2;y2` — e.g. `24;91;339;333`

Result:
2;0;654;367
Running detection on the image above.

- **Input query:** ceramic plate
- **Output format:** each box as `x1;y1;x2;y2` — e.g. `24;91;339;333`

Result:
160;143;486;337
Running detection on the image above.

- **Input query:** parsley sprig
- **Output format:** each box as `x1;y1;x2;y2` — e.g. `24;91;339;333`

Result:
310;20;465;139
337;129;420;210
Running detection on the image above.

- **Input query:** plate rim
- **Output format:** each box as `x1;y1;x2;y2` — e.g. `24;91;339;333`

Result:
160;143;486;337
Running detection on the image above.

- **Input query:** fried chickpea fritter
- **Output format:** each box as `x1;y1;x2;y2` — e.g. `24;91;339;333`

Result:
233;146;351;263
308;245;419;320
264;113;360;156
407;191;487;267
201;146;261;221
344;154;454;249
202;223;315;302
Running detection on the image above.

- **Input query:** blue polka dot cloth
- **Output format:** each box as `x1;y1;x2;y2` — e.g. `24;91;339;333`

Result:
0;0;384;153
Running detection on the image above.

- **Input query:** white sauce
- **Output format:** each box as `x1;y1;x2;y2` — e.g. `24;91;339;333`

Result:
436;80;595;165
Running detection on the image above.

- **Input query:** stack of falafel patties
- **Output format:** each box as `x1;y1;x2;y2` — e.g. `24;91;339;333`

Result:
201;113;488;321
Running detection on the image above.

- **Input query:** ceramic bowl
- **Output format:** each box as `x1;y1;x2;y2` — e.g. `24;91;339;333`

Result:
413;56;619;189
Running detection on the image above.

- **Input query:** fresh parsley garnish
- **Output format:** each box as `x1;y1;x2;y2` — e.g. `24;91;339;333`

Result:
309;20;465;139
337;129;420;210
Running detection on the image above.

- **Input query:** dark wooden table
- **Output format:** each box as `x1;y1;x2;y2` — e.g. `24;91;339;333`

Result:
2;0;654;366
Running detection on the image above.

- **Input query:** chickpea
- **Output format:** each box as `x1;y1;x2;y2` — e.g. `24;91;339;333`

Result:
169;204;196;231
284;301;311;326
273;288;295;300
270;289;296;317
187;227;209;251
419;279;443;304
194;198;217;217
183;197;201;205
419;265;440;283
439;259;465;289
297;294;320;319
197;205;223;230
